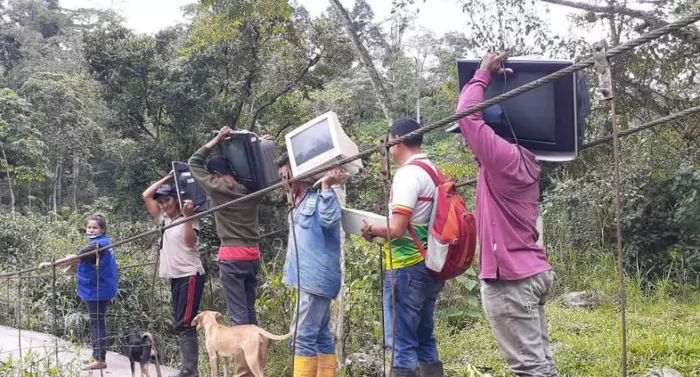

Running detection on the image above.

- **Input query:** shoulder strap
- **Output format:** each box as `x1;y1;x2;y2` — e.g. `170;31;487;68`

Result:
407;225;427;258
408;160;445;186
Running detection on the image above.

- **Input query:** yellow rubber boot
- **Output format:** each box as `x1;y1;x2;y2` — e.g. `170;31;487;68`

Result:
293;355;318;377
317;353;337;377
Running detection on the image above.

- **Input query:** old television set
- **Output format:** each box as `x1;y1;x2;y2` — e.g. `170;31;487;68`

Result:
172;161;210;214
284;111;363;181
448;58;591;161
215;131;281;192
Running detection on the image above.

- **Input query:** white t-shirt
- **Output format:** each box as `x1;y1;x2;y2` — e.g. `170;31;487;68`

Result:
390;153;437;224
158;214;205;279
387;153;437;268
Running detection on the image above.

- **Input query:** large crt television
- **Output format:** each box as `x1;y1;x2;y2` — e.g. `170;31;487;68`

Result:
284;111;363;180
215;131;281;192
448;58;590;161
172;161;210;214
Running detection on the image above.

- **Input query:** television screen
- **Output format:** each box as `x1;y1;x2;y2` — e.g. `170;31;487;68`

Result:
225;137;253;181
484;72;557;143
453;58;589;161
290;119;335;166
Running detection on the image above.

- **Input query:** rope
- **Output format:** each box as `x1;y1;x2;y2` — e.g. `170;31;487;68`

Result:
380;141;398;376
609;98;628;376
17;271;22;361
286;184;302;373
52;263;58;366
378;244;386;377
2;11;696;281
454;104;700;189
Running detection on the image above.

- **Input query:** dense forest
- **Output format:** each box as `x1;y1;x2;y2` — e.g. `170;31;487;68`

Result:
0;0;699;376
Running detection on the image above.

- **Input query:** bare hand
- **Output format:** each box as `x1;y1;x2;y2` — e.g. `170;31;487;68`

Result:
162;170;174;182
38;262;52;269
322;169;347;187
261;134;275;141
479;52;514;76
182;200;198;217
212;126;233;144
360;220;374;242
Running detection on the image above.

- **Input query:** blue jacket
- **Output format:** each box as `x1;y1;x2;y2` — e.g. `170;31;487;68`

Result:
283;188;342;299
76;234;118;301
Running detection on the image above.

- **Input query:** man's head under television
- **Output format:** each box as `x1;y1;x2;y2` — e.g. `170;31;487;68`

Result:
275;153;311;194
207;156;237;185
388;118;424;165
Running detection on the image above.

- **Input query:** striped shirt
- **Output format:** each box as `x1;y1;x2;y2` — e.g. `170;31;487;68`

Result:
386;153;437;269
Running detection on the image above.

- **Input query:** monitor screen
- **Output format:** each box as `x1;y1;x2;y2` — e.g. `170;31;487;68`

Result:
225;137;253;181
485;72;557;143
290;118;335;166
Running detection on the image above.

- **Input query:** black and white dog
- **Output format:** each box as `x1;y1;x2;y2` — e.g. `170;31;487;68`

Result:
125;329;162;377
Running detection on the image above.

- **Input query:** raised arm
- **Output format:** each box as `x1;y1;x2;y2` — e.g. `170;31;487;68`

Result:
188;126;231;194
456;52;522;174
142;172;173;218
318;170;346;229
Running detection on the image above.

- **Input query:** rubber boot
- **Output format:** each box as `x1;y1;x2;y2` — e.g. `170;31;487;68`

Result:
169;329;199;377
391;367;420;377
418;361;444;377
293;355;318;377
317;353;336;377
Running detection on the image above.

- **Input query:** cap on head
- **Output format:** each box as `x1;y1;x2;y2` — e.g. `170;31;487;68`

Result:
207;156;234;176
390;118;423;147
153;184;177;200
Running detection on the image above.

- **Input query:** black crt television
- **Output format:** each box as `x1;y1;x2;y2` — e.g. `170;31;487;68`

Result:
172;161;211;214
449;58;591;162
215;130;281;192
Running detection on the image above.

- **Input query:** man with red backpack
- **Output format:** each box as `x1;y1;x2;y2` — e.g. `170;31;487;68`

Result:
455;52;557;376
361;118;446;377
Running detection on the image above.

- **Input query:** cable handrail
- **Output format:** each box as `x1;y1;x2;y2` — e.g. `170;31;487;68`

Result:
0;12;698;279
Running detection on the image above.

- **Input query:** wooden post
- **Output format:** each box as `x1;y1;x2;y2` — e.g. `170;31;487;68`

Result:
331;183;347;371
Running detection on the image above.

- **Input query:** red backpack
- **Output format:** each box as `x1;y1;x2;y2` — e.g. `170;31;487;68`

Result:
406;160;477;280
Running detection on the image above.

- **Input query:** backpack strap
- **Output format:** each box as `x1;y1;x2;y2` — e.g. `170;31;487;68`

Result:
408;160;445;185
404;159;442;259
407;225;428;258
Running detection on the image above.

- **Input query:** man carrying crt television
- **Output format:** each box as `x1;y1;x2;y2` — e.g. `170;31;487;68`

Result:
360;118;445;377
276;153;346;377
188;126;263;328
455;51;557;376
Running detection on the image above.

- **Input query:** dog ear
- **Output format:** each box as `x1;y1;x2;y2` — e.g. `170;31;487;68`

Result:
214;312;222;321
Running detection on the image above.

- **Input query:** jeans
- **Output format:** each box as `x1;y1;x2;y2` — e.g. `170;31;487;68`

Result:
288;290;334;357
220;260;260;325
383;262;444;370
86;300;109;362
481;270;558;377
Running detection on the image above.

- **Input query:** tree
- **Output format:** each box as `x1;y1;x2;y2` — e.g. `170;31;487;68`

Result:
0;88;47;217
20;72;101;217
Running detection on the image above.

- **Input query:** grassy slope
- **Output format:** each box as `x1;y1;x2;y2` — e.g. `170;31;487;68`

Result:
438;297;700;377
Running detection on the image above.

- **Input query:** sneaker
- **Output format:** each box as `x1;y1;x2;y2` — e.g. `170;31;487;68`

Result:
82;361;107;370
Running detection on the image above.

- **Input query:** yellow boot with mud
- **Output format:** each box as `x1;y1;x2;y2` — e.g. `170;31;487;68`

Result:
293;355;318;377
317;353;337;377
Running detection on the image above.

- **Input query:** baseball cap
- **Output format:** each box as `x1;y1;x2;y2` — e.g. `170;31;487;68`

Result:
206;156;234;176
153;184;177;200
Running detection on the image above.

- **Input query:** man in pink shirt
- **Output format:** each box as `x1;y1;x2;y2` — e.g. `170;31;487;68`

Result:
455;52;557;376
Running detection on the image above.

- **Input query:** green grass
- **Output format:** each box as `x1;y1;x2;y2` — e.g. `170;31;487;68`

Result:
436;282;700;376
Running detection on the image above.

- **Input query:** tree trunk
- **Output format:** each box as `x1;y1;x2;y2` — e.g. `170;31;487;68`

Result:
1;145;16;218
28;182;32;214
329;0;396;124
52;158;62;221
72;151;79;212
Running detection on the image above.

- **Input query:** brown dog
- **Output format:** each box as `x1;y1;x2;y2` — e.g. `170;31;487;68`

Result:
191;311;292;377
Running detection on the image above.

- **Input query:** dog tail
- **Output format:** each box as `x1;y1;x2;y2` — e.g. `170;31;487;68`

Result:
258;328;293;341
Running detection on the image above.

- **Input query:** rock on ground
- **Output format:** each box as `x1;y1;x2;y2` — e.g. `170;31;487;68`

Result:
645;367;683;377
